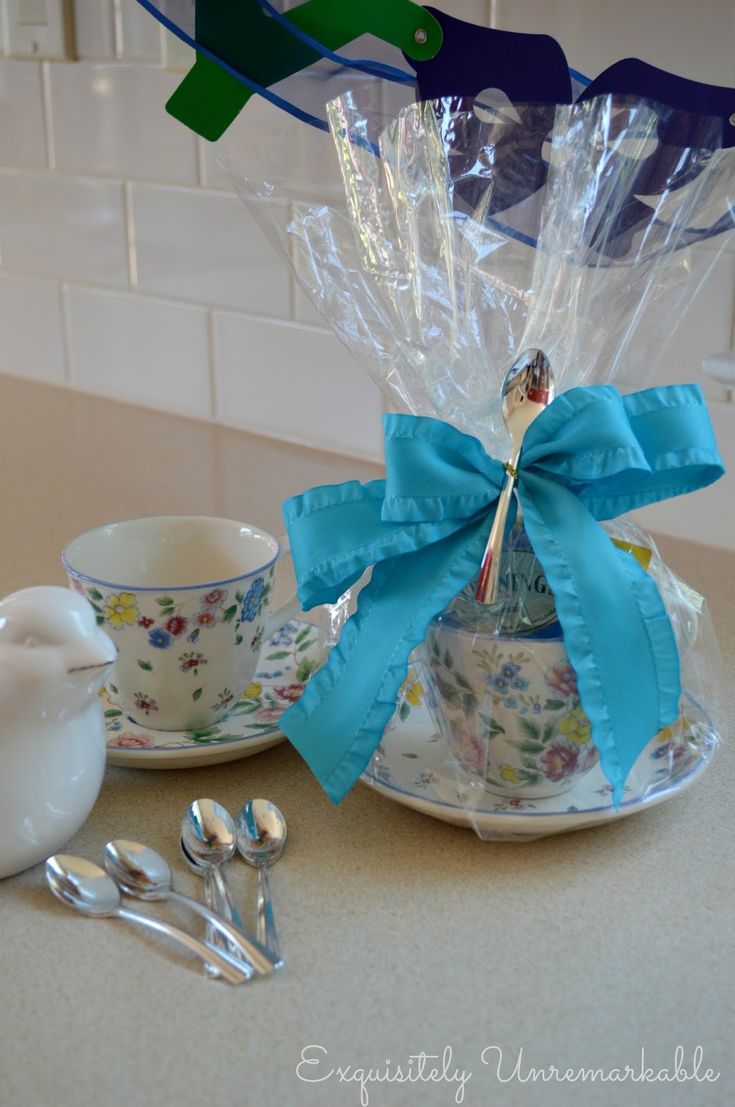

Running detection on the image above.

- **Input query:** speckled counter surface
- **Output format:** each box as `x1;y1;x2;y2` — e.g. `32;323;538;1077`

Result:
0;377;732;1107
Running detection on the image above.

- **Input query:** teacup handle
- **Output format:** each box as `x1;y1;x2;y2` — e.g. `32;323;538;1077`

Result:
262;536;302;638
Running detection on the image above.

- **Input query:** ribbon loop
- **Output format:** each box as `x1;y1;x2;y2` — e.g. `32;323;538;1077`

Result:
281;383;723;804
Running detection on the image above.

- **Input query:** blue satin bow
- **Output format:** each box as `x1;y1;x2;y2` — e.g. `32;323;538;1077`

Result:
281;383;723;804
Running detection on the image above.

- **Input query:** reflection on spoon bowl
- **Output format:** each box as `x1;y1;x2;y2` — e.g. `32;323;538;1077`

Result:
103;839;172;899
181;799;238;868
45;853;250;984
47;854;123;916
235;799;288;867
103;838;280;977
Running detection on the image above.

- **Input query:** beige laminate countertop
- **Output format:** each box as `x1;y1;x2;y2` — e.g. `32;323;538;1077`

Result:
0;377;733;1107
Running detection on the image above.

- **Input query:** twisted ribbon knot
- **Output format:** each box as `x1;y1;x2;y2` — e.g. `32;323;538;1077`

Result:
281;384;723;804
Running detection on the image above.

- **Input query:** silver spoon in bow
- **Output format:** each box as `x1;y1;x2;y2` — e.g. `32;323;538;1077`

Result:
476;348;555;604
46;854;248;985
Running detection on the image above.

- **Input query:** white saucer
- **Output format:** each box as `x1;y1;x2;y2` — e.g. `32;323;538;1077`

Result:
360;697;715;839
104;620;320;769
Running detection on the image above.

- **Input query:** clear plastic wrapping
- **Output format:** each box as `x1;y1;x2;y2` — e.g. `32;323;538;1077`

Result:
226;91;734;838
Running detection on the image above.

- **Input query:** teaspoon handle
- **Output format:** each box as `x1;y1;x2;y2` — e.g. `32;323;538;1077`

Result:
115;906;250;985
476;467;516;604
204;869;249;977
212;864;244;931
256;862;281;959
167;889;280;976
200;870;226;979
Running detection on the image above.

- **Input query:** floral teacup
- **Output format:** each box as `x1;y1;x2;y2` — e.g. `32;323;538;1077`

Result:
419;617;599;799
63;516;300;731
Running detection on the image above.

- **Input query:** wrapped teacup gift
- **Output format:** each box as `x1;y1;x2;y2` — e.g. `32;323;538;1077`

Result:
227;91;734;836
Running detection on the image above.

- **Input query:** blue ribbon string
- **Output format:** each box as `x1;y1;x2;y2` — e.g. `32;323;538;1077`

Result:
280;384;723;805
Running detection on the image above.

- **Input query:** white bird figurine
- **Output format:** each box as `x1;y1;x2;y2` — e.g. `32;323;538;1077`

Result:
0;586;116;879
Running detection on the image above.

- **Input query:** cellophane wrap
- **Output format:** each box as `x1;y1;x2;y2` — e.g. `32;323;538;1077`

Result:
226;91;733;838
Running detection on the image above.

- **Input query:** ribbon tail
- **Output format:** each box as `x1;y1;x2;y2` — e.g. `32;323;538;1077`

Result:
281;520;490;803
520;472;681;807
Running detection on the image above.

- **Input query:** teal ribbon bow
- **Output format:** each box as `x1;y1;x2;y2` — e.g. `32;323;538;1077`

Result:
281;384;723;804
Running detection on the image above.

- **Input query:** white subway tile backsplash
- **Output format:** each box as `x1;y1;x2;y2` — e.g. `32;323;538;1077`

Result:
117;0;162;62
0;60;47;169
74;0;116;59
0;0;732;512
213;313;383;459
0;274;66;383
66;285;211;416
200;97;305;192
132;184;290;314
217;98;345;203
0;171;129;285
49;63;198;183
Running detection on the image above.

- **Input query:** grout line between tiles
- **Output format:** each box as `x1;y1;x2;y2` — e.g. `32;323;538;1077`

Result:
112;0;123;60
210;309;331;335
287;202;297;320
214;409;384;465
0;269;318;329
196;138;207;189
0;253;350;337
207;308;218;420
40;61;56;170
0;162;204;189
0;159;243;193
59;282;73;385
123;181;138;287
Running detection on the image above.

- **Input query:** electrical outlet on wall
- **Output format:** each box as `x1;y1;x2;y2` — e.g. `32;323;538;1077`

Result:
2;0;75;59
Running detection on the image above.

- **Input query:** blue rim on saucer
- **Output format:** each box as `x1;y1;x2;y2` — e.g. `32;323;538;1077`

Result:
361;692;716;838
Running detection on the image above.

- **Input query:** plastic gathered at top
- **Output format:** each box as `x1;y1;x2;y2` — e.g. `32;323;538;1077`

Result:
229;91;734;455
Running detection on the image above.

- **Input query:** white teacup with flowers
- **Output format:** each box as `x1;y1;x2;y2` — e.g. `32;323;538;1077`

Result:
420;619;600;799
63;516;300;731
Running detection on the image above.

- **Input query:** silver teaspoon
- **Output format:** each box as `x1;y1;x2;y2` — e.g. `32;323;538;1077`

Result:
104;840;280;977
45;854;248;985
476;348;556;604
180;835;241;979
181;799;244;932
235;799;287;959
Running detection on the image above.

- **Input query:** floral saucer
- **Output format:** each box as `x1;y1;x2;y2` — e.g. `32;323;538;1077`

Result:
104;619;320;768
361;694;715;839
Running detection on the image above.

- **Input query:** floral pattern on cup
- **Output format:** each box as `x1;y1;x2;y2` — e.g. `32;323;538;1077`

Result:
421;628;600;798
77;564;276;727
104;620;321;750
395;674;425;722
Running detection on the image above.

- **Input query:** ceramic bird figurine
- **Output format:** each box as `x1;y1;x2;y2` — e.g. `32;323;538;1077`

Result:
0;586;116;879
